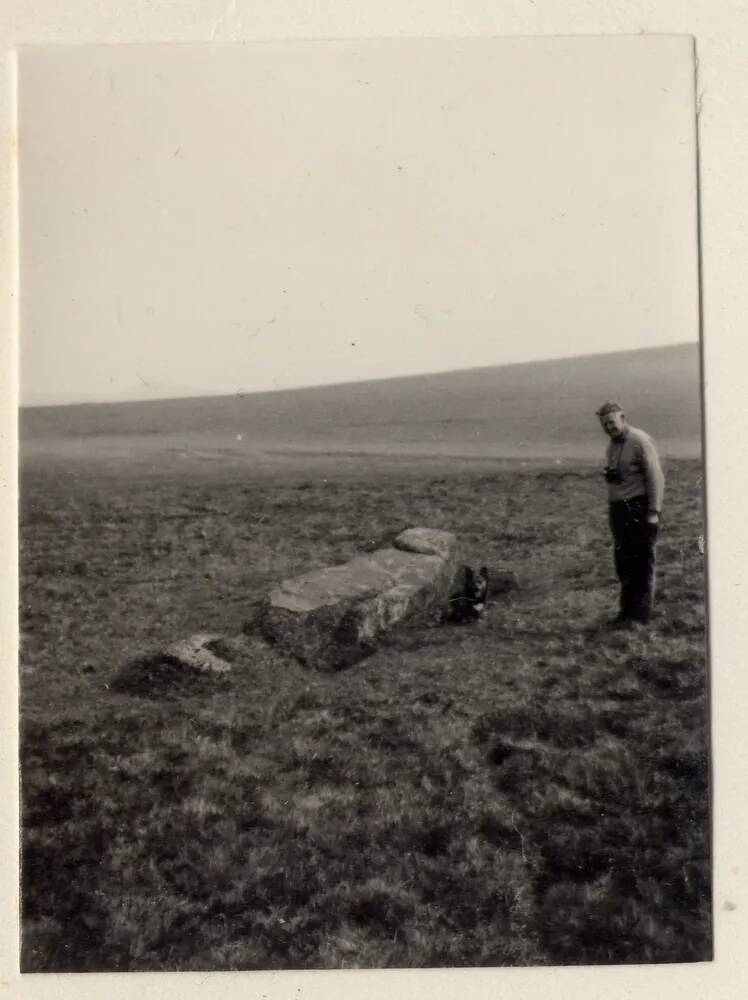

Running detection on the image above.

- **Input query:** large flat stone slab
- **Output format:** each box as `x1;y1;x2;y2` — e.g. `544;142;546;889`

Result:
259;531;460;670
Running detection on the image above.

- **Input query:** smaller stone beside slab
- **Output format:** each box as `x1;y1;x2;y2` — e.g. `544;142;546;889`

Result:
394;527;459;562
163;633;233;674
114;632;236;696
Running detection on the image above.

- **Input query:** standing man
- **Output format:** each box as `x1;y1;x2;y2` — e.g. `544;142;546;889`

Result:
596;402;665;626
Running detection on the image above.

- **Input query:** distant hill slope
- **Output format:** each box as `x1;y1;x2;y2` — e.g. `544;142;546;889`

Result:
20;343;703;460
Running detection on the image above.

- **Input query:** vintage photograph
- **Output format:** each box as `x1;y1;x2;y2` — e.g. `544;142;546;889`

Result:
17;36;710;971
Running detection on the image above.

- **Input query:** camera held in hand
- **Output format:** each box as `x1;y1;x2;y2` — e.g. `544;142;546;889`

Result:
603;466;622;485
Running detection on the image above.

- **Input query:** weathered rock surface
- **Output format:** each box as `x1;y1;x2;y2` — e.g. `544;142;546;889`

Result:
114;632;238;696
394;527;460;562
162;633;233;674
259;531;460;670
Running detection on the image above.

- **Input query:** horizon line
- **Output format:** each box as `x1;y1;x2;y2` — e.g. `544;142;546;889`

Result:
21;339;699;411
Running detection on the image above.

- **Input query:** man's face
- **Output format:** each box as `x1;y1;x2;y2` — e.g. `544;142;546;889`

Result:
599;410;626;440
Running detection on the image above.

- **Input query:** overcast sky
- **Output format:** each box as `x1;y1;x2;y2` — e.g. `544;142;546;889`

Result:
18;36;699;406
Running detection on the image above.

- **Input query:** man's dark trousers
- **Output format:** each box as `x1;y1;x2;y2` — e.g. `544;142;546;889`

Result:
609;497;658;623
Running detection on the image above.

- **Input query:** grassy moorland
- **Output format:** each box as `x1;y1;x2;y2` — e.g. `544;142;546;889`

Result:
19;452;710;971
21;342;701;460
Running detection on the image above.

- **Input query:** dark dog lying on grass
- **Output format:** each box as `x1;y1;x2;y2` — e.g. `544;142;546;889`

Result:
446;565;489;623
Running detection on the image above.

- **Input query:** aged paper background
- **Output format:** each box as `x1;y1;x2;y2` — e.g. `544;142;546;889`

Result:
1;2;746;998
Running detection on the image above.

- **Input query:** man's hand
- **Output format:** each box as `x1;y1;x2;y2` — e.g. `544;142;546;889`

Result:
647;512;660;526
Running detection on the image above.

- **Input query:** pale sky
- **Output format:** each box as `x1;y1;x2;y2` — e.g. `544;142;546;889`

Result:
18;36;699;406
